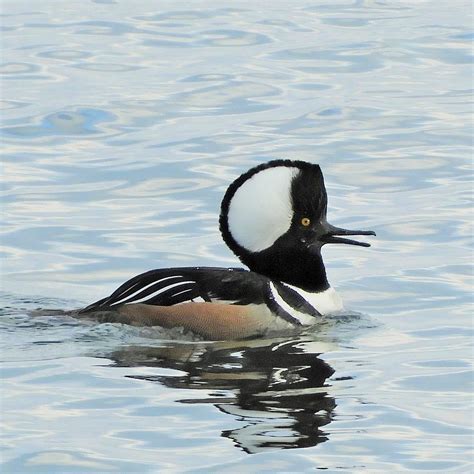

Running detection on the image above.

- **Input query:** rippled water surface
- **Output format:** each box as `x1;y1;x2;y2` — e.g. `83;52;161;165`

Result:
1;1;473;472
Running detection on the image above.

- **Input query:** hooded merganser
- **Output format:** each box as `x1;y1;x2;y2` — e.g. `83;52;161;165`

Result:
79;159;375;340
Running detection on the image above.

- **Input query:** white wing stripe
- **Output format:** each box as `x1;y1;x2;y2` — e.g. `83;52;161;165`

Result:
113;275;185;302
117;280;195;305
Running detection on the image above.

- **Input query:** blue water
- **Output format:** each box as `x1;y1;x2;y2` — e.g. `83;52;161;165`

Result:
1;1;473;472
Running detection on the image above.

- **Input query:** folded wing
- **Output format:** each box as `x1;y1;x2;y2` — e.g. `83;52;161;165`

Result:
79;267;269;313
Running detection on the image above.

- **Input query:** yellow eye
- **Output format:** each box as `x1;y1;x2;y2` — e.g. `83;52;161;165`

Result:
301;217;311;227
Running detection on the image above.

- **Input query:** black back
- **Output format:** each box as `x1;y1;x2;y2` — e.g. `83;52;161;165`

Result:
80;267;269;312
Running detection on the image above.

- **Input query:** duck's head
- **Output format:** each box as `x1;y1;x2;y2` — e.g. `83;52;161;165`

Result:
219;159;376;291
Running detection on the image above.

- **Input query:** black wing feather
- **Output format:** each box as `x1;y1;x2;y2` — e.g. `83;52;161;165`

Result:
79;267;268;313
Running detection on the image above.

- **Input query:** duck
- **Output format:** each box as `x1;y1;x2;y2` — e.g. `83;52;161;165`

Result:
79;159;375;340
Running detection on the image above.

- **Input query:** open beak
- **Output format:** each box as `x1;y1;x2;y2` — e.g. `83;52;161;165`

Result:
320;223;376;248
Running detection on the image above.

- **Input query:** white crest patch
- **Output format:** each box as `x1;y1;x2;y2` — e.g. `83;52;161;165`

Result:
227;166;297;252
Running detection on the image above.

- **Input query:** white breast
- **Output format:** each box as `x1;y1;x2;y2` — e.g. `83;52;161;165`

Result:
291;284;344;315
272;283;344;324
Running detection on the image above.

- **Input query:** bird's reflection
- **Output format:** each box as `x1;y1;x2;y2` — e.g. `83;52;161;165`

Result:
109;336;337;453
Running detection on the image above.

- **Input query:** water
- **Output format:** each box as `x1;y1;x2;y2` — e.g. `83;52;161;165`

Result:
1;0;473;471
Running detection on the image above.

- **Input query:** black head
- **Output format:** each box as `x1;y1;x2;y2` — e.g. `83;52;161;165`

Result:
219;160;376;291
